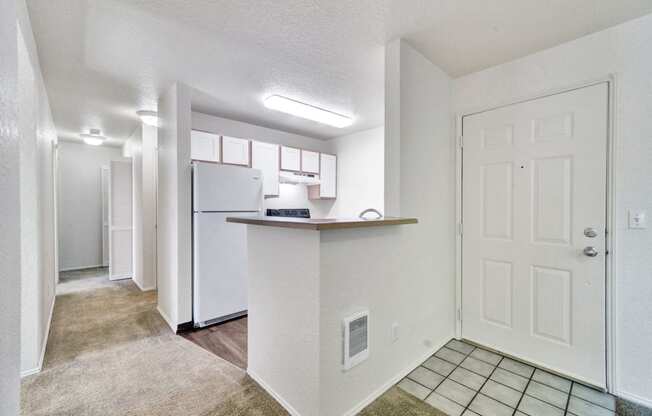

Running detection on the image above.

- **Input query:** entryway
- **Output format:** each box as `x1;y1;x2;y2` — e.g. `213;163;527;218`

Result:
459;82;610;389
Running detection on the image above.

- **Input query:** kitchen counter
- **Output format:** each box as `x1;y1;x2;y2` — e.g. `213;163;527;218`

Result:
225;215;418;230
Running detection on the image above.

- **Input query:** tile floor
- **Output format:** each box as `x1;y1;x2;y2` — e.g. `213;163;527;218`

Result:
398;339;618;416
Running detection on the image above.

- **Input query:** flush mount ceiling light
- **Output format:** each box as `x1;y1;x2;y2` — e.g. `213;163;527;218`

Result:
80;128;106;146
263;95;353;128
136;110;159;127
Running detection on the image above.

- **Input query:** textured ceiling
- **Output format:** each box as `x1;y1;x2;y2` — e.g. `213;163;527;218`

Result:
26;0;652;144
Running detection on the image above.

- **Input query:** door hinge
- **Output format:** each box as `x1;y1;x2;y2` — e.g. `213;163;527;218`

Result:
457;223;463;236
457;308;461;321
458;135;464;149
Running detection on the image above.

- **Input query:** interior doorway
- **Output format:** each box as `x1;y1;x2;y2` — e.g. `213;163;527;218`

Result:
460;82;610;388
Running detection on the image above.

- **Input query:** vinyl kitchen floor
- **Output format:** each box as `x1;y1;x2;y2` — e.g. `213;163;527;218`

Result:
398;339;624;416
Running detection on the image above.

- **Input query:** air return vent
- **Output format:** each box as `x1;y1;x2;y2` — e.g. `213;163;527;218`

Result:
343;310;369;370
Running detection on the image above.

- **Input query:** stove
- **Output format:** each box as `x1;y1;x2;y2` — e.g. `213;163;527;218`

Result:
266;208;311;219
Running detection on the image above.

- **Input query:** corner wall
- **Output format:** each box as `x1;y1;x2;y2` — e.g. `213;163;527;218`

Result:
453;13;652;406
0;0;21;411
17;0;59;377
157;83;192;329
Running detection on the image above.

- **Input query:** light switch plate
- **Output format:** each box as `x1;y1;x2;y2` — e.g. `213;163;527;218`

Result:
628;209;647;229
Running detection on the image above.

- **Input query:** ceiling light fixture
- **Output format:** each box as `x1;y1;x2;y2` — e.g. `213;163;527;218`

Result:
137;110;159;127
263;95;353;128
80;128;106;146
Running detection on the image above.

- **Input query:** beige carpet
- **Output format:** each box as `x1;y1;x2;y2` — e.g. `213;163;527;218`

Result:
21;269;444;416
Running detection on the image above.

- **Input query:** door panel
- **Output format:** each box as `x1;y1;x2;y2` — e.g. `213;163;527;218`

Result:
462;83;608;387
109;161;133;280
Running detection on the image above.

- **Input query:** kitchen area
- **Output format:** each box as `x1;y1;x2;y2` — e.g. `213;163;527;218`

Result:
185;111;418;416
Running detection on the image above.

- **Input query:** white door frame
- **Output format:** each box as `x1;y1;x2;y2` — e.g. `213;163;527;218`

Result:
454;75;618;392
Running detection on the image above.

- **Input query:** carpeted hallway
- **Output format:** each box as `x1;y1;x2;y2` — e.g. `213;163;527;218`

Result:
20;268;445;416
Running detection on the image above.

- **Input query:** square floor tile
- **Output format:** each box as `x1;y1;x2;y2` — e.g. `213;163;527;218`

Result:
490;368;529;392
460;356;495;377
499;357;534;378
435;379;476;407
470;348;502;366
526;380;568;409
407;366;445;390
423;355;456;377
518;394;564;416
449;367;486;391
446;339;475;355
426;392;465;416
398;378;431;400
468;394;513;416
568;396;615;416
571;383;616;411
532;369;572;393
435;347;467;365
481;380;521;408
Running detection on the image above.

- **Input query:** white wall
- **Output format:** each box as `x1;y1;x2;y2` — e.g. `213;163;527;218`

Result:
327;126;384;218
384;37;457;365
0;0;20;410
17;0;59;378
191;111;336;218
57;141;126;271
127;128;144;287
157;83;192;329
453;13;652;406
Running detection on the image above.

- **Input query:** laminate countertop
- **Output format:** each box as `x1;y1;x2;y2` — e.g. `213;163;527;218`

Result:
225;216;418;231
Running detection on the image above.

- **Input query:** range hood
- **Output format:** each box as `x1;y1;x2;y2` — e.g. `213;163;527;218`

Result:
279;171;321;185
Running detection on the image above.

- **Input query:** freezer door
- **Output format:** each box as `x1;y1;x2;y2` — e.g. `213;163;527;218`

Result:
193;212;255;324
193;162;262;212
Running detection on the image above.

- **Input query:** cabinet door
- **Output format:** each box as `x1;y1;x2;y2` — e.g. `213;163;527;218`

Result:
251;141;280;196
221;136;250;166
320;153;337;198
280;146;301;171
191;130;220;162
301;150;320;174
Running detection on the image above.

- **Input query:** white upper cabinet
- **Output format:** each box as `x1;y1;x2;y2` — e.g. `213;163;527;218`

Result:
301;150;320;174
191;130;220;162
319;153;337;198
251;141;280;196
221;136;250;166
280;146;301;171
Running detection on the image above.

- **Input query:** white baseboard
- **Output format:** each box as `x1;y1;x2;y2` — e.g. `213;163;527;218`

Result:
132;278;156;292
616;389;652;409
341;337;450;416
156;305;177;333
247;369;303;416
109;273;132;281
21;296;56;378
59;264;104;272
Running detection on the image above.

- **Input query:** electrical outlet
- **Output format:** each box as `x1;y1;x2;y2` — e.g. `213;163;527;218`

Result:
391;323;399;343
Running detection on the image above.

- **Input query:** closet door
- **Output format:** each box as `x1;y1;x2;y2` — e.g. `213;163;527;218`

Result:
109;160;133;280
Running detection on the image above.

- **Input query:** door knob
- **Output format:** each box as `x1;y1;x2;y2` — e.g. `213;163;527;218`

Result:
583;246;599;257
584;227;598;238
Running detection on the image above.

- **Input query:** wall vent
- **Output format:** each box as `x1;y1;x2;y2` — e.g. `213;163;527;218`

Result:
343;310;369;370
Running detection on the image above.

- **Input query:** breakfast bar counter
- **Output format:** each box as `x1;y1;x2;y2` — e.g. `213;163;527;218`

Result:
227;215;418;416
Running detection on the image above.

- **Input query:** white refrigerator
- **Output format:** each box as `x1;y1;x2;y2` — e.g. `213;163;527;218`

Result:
192;161;262;327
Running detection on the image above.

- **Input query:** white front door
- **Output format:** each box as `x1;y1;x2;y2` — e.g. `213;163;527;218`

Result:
462;83;608;387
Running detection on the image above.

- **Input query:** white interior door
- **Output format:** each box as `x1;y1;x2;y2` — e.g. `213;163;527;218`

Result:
109;160;133;280
462;83;608;387
101;166;110;267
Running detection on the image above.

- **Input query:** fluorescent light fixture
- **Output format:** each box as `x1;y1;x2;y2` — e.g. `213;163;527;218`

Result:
137;110;159;127
80;129;106;146
264;95;353;128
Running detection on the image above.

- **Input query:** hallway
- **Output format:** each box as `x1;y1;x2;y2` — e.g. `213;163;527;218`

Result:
20;269;287;416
